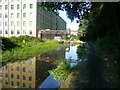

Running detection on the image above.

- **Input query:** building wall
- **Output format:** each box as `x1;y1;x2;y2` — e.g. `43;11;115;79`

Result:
0;1;66;37
36;7;66;32
0;0;37;37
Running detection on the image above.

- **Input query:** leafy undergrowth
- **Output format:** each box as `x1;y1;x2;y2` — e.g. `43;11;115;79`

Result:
1;36;62;64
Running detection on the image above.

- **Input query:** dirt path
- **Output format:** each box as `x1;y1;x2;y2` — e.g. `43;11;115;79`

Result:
60;42;107;89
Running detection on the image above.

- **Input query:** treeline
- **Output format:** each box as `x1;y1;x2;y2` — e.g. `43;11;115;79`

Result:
79;2;120;87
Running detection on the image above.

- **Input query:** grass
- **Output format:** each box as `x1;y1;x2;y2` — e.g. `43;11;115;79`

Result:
1;36;63;64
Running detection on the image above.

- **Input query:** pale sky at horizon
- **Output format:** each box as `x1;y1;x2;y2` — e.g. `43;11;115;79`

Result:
59;10;80;30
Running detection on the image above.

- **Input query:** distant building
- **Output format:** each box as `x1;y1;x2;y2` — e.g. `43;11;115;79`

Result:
0;1;66;37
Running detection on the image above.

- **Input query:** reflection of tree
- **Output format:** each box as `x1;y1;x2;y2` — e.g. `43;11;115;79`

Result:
49;59;71;82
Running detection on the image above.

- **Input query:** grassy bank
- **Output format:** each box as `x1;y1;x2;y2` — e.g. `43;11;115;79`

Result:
0;36;62;64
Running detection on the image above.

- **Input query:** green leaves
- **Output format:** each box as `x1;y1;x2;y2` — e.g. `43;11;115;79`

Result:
49;59;71;82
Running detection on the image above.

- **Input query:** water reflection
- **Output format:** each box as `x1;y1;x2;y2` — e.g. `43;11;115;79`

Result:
1;44;80;89
1;47;65;89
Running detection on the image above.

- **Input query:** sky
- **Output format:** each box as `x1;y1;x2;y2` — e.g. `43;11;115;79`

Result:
59;10;80;30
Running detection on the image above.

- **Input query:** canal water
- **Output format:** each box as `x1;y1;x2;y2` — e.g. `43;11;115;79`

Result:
0;44;79;89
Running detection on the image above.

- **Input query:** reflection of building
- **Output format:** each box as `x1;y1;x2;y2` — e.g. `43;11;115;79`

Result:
1;57;36;88
1;57;56;89
1;47;65;89
0;1;66;37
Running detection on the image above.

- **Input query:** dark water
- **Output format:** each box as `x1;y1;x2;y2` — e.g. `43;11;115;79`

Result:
0;44;79;89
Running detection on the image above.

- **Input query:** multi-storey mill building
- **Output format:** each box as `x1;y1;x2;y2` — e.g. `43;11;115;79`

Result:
0;0;66;37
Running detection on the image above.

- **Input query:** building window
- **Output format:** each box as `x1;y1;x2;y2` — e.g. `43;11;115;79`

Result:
0;22;2;26
11;21;14;26
17;21;20;26
29;30;32;35
23;75;26;80
23;4;26;9
11;5;14;10
11;13;14;18
11;0;14;2
0;0;2;2
17;13;20;18
23;30;26;34
29;76;32;81
0;13;2;18
17;30;20;34
5;21;8;26
29;12;32;18
5;0;8;2
16;66;19;71
17;0;20;1
17;75;19;79
29;21;32;26
17;4;20;9
5;5;8;10
0;5;2;10
11;74;14;78
23;21;26;27
0;30;2;34
5;30;8;34
22;67;26;72
11;30;14;34
30;4;33;9
23;13;26;18
5;14;8;18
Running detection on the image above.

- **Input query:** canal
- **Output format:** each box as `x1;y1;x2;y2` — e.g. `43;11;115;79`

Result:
0;44;80;89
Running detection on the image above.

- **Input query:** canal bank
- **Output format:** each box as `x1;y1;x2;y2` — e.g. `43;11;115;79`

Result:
1;44;81;89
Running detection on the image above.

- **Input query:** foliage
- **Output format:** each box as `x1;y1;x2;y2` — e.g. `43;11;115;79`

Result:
49;59;71;82
38;2;91;21
70;34;79;40
77;43;85;60
61;34;67;40
1;36;62;64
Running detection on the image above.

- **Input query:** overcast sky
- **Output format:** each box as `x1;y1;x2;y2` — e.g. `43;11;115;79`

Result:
59;10;80;30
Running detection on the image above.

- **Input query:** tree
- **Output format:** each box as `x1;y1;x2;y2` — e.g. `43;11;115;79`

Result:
38;2;91;21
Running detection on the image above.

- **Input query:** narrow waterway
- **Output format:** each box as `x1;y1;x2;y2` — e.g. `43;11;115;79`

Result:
0;44;79;90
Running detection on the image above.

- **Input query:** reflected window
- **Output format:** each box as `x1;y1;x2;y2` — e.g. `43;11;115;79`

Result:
23;83;26;87
5;65;8;70
11;81;14;86
17;82;19;86
11;66;14;70
29;68;32;73
5;80;8;85
23;61;26;64
16;66;19;71
23;75;26;80
11;74;14;78
29;59;32;64
22;67;26;72
5;73;8;78
0;73;2;77
17;75;19;79
29;76;32;81
28;83;32;88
